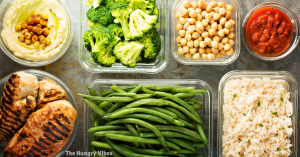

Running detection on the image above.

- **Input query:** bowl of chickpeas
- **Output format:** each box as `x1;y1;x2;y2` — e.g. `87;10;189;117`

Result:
171;0;240;65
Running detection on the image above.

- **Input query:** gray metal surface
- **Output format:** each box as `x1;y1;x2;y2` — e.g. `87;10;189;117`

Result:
0;0;299;156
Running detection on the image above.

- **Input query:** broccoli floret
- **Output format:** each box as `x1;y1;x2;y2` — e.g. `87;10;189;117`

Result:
101;0;115;7
129;0;155;14
86;6;114;26
88;19;104;29
127;9;157;40
113;41;144;68
111;2;132;40
152;6;159;28
139;28;161;60
115;0;131;3
86;0;101;8
107;23;124;38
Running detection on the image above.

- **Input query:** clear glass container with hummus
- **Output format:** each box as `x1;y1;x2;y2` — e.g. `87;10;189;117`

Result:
0;0;73;67
79;0;169;74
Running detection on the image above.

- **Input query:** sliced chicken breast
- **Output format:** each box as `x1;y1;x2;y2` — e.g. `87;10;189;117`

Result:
37;79;68;109
4;100;77;157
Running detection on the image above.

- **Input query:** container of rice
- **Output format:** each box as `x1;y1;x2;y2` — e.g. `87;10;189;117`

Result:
217;71;298;157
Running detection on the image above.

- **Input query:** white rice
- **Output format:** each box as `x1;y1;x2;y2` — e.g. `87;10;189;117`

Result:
222;78;293;157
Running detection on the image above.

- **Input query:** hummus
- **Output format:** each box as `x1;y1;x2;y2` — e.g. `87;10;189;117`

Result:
1;0;69;61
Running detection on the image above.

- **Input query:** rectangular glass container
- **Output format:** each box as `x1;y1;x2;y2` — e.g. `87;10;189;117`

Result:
218;71;298;156
170;0;240;65
84;79;214;156
79;0;169;73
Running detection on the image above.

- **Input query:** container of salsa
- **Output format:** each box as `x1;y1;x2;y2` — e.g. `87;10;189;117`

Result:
242;2;299;61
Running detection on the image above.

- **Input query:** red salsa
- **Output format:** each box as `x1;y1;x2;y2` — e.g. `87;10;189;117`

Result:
246;8;293;56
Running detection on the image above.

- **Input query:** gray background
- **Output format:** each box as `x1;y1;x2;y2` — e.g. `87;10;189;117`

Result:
0;0;299;156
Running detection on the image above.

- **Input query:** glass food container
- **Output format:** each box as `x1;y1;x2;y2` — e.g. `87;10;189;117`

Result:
0;0;74;67
79;0;169;74
0;69;78;157
84;79;213;156
171;0;240;65
242;2;300;61
218;71;298;156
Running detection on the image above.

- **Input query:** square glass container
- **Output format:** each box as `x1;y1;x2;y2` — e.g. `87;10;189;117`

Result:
79;0;169;74
84;79;213;156
217;71;298;156
171;0;240;65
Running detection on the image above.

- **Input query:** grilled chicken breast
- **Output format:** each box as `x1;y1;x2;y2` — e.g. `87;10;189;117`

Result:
37;79;68;109
4;100;77;157
0;72;38;143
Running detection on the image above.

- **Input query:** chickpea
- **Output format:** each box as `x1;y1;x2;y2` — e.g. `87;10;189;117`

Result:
183;46;190;53
219;43;224;50
36;24;42;28
187;40;194;48
219;8;226;16
183;22;190;30
228;32;235;39
196;14;202;21
200;41;207;48
213;36;220;42
224;44;231;51
26;17;34;25
188;8;194;14
197;36;203;41
193;53;200;60
217;24;223;30
195;21;201;26
42;13;49;20
202;53;208;60
33;17;41;24
36;28;42;34
224;28;230;34
225;11;232;19
179;18;186;24
208;20;214;25
191;1;198;9
209;11;215;17
40;19;47;26
187;25;195;33
211;22;217;30
195;8;201;14
227;48;233;55
177;44;182;47
179;30;186;37
196;23;204;29
181;38;187;45
209;1;217;7
204;38;212;45
183;1;191;9
226;5;234;12
211;48;219;54
188;18;196;24
192;32;199;39
205;13;212;21
31;26;37;33
199;48;205;54
230;27;234;32
15;24;22;31
176;24;183;31
218;29;225;36
18;34;25;42
195;28;204;34
202;11;207;17
204;47;211;54
182;14;189;18
215;53;223;58
220;17;227;25
225;22;233;29
190;48;197;55
221;37;229;44
214;7;220;13
185;53;192;58
25;39;31;45
178;47;184;55
220;49;226;55
208;29;216;36
207;53;215;60
228;19;235;25
176;13;182;19
217;2;226;8
198;0;206;10
229;39;234;46
22;29;29;35
205;25;211;31
211;41;218;49
21;23;28;30
33;41;40;48
176;36;182;43
201;31;209;38
24;32;31;39
194;39;200;47
213;13;221;20
207;43;212;47
189;10;197;18
206;5;213;13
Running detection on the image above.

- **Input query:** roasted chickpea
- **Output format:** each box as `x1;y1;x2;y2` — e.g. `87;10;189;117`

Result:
32;35;39;42
215;53;223;58
226;5;234;12
39;35;45;42
22;29;29;35
195;28;204;34
36;28;43;34
34;17;41;24
176;36;182;43
18;34;25;42
25;39;31;45
211;22;217;30
31;26;37;33
42;13;49;20
40;19;47;26
29;32;34;37
24;32;31;39
193;53;200;60
21;23;28;30
177;44;182;47
176;13;182;19
46;37;51;45
207;53;215;60
15;24;22;31
230;27;234;32
33;41;40;48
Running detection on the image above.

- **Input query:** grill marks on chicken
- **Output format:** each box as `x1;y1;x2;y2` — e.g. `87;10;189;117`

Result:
4;100;77;157
0;72;38;143
37;79;68;109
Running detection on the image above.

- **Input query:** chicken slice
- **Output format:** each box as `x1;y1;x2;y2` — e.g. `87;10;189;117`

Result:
4;100;77;157
37;79;68;109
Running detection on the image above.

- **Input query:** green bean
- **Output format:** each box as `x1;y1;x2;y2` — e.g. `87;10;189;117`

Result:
106;103;123;114
148;107;178;119
85;80;102;103
180;139;193;146
116;99;168;112
125;123;141;147
107;93;137;97
105;118;168;150
143;84;156;90
140;125;203;142
147;144;156;149
155;92;202;124
197;124;208;151
158;148;177;155
118;114;168;124
176;150;199;154
99;101;112;109
94;130;132;137
172;119;185;126
103;108;174;123
111;84;127;93
166;138;195;151
142;87;155;94
154;86;174;91
129;84;142;93
120;144;165;155
90;117;97;127
105;138;169;157
173;93;197;99
193;143;205;148
85;99;106;117
78;94;136;102
92;141;112;149
100;86;137;96
88;125;127;133
132;94;154;99
187;89;207;93
178;118;197;129
165;107;190;122
171;87;195;93
111;150;122;157
105;134;180;150
192;104;201;110
140;131;203;142
166;100;201;124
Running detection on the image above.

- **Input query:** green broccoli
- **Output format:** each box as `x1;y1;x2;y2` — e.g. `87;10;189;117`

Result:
113;41;144;68
127;9;157;40
129;0;155;14
86;6;114;26
107;23;124;38
115;0;131;3
111;2;132;40
152;6;159;28
101;0;115;7
86;0;101;8
83;27;118;67
88;19;104;29
139;28;161;61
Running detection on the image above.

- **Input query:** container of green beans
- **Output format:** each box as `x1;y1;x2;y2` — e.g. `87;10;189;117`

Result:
80;80;213;157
